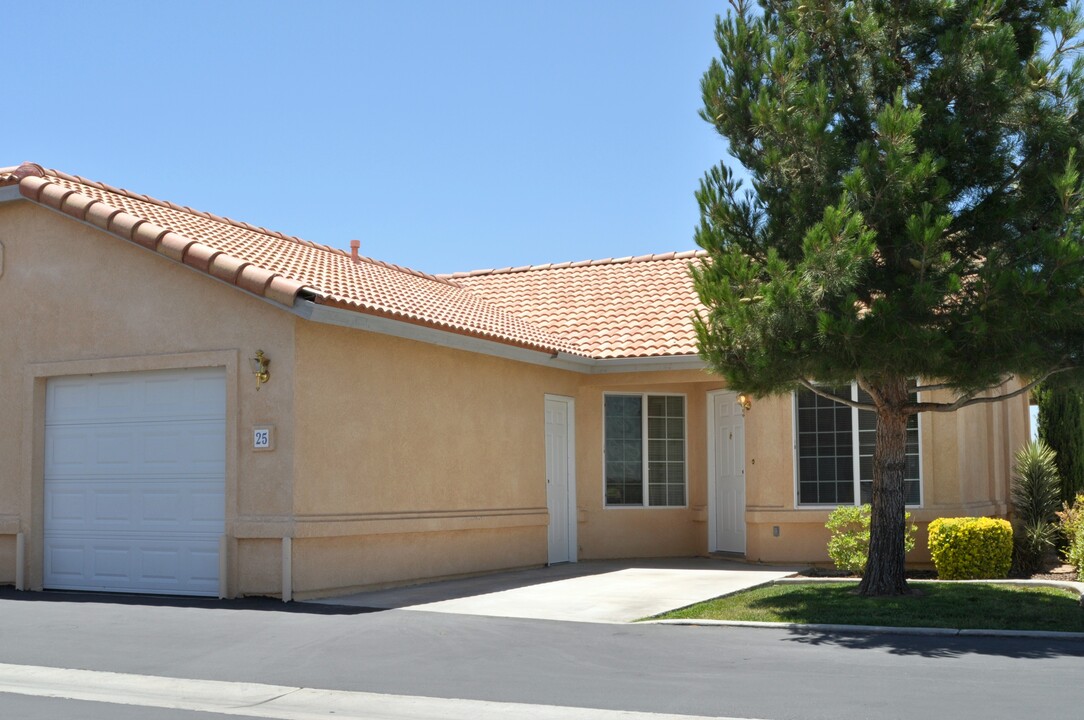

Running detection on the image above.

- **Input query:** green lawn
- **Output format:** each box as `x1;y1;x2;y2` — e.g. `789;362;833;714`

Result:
655;582;1084;632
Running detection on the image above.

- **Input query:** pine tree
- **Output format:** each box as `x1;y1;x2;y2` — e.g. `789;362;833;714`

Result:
1036;383;1084;502
694;1;1084;595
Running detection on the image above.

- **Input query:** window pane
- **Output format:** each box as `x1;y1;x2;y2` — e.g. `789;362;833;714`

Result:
648;439;666;462
605;395;642;506
646;395;685;507
905;479;921;505
795;387;853;506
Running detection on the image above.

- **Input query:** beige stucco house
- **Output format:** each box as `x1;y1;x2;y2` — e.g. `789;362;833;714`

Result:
0;163;1030;600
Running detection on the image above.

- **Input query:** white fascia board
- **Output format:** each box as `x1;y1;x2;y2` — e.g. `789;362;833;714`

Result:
292;300;706;375
579;354;706;374
0;186;24;203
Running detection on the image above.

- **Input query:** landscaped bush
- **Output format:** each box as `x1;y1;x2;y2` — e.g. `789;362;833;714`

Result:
1056;493;1084;581
928;517;1012;580
826;504;916;576
1011;440;1062;574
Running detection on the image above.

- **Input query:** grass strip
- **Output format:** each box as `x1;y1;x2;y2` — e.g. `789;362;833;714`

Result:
655;582;1084;631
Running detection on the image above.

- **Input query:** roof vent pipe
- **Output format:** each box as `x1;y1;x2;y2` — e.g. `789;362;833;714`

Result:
349;239;360;263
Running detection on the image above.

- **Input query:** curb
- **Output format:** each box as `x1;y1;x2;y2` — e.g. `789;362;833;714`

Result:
647;618;1084;639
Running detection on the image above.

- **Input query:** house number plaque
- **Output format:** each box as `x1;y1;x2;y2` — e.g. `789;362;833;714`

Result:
253;425;274;451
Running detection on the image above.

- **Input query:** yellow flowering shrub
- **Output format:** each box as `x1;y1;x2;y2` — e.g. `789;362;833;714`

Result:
927;517;1012;580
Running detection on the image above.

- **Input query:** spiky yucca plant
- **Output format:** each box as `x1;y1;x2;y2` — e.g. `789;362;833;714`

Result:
1011;440;1062;573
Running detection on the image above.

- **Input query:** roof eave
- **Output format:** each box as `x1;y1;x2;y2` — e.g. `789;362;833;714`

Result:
294;300;706;375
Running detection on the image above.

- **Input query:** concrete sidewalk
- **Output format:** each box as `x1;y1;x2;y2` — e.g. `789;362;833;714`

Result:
308;558;798;623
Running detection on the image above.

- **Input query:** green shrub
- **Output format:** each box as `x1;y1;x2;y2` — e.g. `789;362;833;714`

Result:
928;517;1012;580
826;504;916;576
1010;440;1062;573
1056;493;1084;581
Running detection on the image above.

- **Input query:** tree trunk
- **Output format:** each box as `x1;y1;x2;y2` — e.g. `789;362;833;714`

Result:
858;377;911;596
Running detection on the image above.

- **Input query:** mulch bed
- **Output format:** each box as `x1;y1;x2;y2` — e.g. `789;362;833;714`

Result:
798;563;1079;582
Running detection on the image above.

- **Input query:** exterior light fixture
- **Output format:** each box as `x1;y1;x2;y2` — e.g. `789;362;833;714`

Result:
250;350;270;390
737;393;752;413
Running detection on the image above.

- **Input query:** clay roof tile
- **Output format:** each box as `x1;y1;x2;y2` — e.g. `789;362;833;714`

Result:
9;164;705;359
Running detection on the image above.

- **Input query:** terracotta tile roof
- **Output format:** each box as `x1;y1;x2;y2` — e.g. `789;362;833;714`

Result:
1;162;706;360
1;163;579;355
441;251;705;358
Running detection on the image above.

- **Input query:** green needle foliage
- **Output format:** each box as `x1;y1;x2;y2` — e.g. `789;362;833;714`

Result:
694;1;1084;595
1036;381;1084;502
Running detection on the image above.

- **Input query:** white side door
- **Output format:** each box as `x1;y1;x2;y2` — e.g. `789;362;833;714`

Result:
545;396;576;564
711;392;746;553
44;367;226;596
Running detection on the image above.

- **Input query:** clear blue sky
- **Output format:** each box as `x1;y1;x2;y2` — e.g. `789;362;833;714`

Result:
6;1;729;275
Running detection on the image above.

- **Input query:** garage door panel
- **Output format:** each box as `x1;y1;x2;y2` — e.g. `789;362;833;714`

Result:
47;371;225;425
46;488;86;523
46;481;224;533
48;382;95;419
189;490;227;524
44;536;221;595
45;368;225;596
140;547;182;581
45;430;90;470
93;490;132;523
44;543;87;581
93;546;134;581
46;421;226;479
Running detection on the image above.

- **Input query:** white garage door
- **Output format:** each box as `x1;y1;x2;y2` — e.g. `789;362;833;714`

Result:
44;367;226;596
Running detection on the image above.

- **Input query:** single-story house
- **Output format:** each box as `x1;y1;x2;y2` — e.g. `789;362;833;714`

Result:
0;163;1029;599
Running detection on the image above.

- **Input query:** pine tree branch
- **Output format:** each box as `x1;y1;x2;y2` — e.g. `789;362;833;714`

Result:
910;368;1077;414
797;378;877;411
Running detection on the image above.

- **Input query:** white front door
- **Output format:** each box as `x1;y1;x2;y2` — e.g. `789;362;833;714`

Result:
711;391;746;553
44;367;226;596
545;396;576;564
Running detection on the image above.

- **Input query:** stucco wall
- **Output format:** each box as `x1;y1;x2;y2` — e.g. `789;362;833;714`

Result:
573;372;726;559
288;321;582;595
0;200;297;595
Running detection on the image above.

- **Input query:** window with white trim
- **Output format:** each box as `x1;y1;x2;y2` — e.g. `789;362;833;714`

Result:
795;384;921;506
604;394;686;507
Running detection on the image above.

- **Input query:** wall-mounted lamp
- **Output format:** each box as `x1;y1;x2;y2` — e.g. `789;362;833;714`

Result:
737;393;752;414
250;350;271;390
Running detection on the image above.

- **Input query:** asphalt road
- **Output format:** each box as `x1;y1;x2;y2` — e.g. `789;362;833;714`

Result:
0;590;1080;719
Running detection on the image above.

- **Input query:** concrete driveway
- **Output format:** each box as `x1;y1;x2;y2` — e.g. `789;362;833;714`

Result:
308;557;798;623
